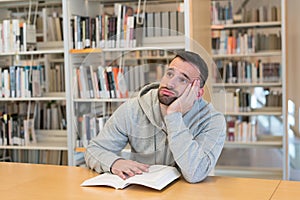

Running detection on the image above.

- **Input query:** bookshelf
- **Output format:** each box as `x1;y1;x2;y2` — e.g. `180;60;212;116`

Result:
0;0;68;165
208;0;287;179
62;0;187;166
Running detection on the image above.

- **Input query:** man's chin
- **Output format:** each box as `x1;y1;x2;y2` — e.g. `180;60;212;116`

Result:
158;95;177;106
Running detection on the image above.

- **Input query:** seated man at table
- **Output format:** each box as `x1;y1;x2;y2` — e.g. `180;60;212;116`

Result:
85;50;226;183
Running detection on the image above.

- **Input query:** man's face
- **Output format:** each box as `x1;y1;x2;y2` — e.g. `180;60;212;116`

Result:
158;57;201;106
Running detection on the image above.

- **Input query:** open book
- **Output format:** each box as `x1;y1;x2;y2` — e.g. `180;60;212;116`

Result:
81;165;181;190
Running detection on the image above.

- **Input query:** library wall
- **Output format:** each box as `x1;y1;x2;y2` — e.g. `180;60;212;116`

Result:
287;0;300;135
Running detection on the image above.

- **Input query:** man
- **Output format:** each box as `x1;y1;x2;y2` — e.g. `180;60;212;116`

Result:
85;50;226;183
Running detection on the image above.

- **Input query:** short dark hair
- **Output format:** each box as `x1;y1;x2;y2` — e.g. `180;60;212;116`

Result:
173;50;208;88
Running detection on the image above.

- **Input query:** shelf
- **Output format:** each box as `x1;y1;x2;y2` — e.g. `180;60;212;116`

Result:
73;98;129;103
124;55;175;60
69;48;102;54
103;46;184;52
212;51;282;58
214;166;283;179
224;141;283;148
0;143;68;151
224;111;282;116
0;92;66;101
211;21;281;29
0;128;68;151
212;82;282;88
75;147;86;152
142;36;185;49
0;49;64;56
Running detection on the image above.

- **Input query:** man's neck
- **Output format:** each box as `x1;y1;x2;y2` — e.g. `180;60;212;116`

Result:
159;103;168;117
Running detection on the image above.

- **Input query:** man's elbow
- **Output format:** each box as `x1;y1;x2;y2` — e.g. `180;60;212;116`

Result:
182;171;209;183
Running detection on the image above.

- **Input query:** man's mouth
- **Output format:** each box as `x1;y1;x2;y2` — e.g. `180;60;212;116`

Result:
160;88;175;96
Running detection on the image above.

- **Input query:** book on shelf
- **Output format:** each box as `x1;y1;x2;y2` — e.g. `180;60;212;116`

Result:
211;1;280;25
213;60;281;84
74;64;130;99
24;118;37;145
0;64;47;98
224;116;258;142
81;165;181;190
76;113;109;148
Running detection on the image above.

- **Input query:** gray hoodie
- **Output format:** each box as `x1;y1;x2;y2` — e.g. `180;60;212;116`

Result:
85;82;226;183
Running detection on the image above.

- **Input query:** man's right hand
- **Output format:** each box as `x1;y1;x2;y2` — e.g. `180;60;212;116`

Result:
111;159;150;180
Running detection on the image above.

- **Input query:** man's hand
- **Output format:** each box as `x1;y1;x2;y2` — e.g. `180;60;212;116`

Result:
111;159;150;180
167;79;200;115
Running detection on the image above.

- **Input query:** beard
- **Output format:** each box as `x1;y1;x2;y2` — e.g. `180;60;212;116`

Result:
158;87;178;106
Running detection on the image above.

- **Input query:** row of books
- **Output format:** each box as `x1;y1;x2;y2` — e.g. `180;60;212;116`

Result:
214;60;281;84
145;11;185;38
0;19;34;53
0;113;35;146
43;9;63;42
74;63;167;99
0;7;64;51
213;89;282;113
226;117;257;142
74;65;128;99
211;1;233;25
0;62;65;98
211;1;281;25
211;29;281;55
0;65;44;98
48;63;65;92
265;90;282;107
0;101;66;146
71;13;141;50
71;5;184;50
0;9;64;53
33;101;67;130
76;114;110;148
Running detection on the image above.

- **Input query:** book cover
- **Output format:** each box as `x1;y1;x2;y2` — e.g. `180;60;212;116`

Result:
81;165;180;190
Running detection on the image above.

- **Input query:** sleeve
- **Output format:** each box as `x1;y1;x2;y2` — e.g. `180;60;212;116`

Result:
84;102;130;173
164;109;226;183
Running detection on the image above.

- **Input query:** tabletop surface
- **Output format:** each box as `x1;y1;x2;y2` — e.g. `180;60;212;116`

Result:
0;162;298;200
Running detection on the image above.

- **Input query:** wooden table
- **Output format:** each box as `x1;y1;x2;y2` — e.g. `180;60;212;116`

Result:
0;162;295;200
271;180;300;200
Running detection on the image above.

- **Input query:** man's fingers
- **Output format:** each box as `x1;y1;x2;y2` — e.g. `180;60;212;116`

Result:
111;160;150;179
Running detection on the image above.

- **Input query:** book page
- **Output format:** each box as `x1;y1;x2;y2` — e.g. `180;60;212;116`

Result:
80;173;126;189
126;165;181;190
81;165;181;190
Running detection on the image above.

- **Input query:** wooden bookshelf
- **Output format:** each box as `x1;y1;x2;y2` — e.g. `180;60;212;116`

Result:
209;0;287;180
69;48;102;54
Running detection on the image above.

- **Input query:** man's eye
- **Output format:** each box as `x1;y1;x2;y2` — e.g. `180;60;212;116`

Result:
166;72;174;78
178;77;188;84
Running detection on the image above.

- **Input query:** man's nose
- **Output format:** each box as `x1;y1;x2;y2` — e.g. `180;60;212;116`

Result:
166;76;177;88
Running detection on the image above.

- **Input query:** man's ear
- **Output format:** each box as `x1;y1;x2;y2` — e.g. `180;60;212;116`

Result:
197;88;204;99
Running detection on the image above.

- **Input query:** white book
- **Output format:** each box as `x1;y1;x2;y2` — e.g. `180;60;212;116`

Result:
16;66;21;97
115;3;123;48
3;69;10;98
22;22;27;52
20;68;26;97
12;19;20;52
81;165;181;190
126;16;134;48
79;65;91;98
3;20;11;53
154;12;161;37
0;23;3;53
161;11;169;37
24;118;37;145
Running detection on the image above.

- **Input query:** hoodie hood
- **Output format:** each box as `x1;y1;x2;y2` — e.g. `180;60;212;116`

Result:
137;82;163;129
